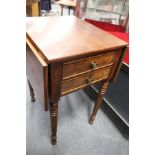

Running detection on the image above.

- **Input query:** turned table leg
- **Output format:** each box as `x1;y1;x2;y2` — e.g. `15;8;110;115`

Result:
68;6;71;15
28;80;35;102
50;102;58;145
49;62;62;145
60;4;64;16
89;81;109;124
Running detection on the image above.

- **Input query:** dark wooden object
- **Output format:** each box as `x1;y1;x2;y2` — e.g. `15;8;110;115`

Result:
50;63;63;144
28;80;35;102
89;81;109;124
26;16;128;145
26;38;48;111
26;0;40;16
54;0;76;16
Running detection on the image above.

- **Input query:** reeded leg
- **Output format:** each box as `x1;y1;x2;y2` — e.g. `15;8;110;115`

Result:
50;102;58;145
89;81;109;124
28;80;35;102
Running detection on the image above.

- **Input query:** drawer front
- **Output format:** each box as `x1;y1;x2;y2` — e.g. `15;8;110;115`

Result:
26;38;48;111
63;52;116;79
61;66;112;95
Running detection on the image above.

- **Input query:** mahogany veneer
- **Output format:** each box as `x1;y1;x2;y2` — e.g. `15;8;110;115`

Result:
26;16;128;145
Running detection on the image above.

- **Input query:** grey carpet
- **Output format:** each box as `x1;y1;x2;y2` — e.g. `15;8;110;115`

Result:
26;82;129;155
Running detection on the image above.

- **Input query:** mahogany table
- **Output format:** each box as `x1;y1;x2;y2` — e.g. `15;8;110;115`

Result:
54;0;76;15
26;16;127;145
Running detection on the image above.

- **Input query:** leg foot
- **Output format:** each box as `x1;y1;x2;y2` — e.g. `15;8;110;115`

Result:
50;102;58;145
31;97;35;102
89;115;95;124
51;136;57;145
28;80;35;102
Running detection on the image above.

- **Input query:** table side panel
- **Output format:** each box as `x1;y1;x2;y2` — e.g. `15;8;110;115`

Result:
26;39;48;111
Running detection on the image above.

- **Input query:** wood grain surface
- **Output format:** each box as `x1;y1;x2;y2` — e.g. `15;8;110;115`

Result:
26;16;128;145
61;66;112;95
26;37;49;111
26;16;128;63
63;51;116;79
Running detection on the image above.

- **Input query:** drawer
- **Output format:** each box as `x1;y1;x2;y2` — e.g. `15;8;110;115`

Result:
63;52;116;79
26;37;48;111
61;66;112;95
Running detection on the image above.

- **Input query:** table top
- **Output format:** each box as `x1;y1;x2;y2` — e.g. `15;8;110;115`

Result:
26;16;128;63
55;0;76;7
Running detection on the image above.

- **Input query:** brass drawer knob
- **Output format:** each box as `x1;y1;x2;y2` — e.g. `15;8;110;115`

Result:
86;77;93;84
89;61;98;69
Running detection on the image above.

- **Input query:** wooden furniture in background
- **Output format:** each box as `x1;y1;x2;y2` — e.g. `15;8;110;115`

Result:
26;16;128;145
55;0;76;15
26;0;40;16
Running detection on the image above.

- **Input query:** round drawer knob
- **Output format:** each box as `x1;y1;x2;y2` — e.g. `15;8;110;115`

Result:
89;61;98;69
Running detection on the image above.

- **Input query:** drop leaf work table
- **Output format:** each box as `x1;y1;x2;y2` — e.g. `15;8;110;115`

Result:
26;16;128;145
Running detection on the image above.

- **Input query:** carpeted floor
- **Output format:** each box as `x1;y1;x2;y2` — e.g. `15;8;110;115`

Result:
26;82;129;155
